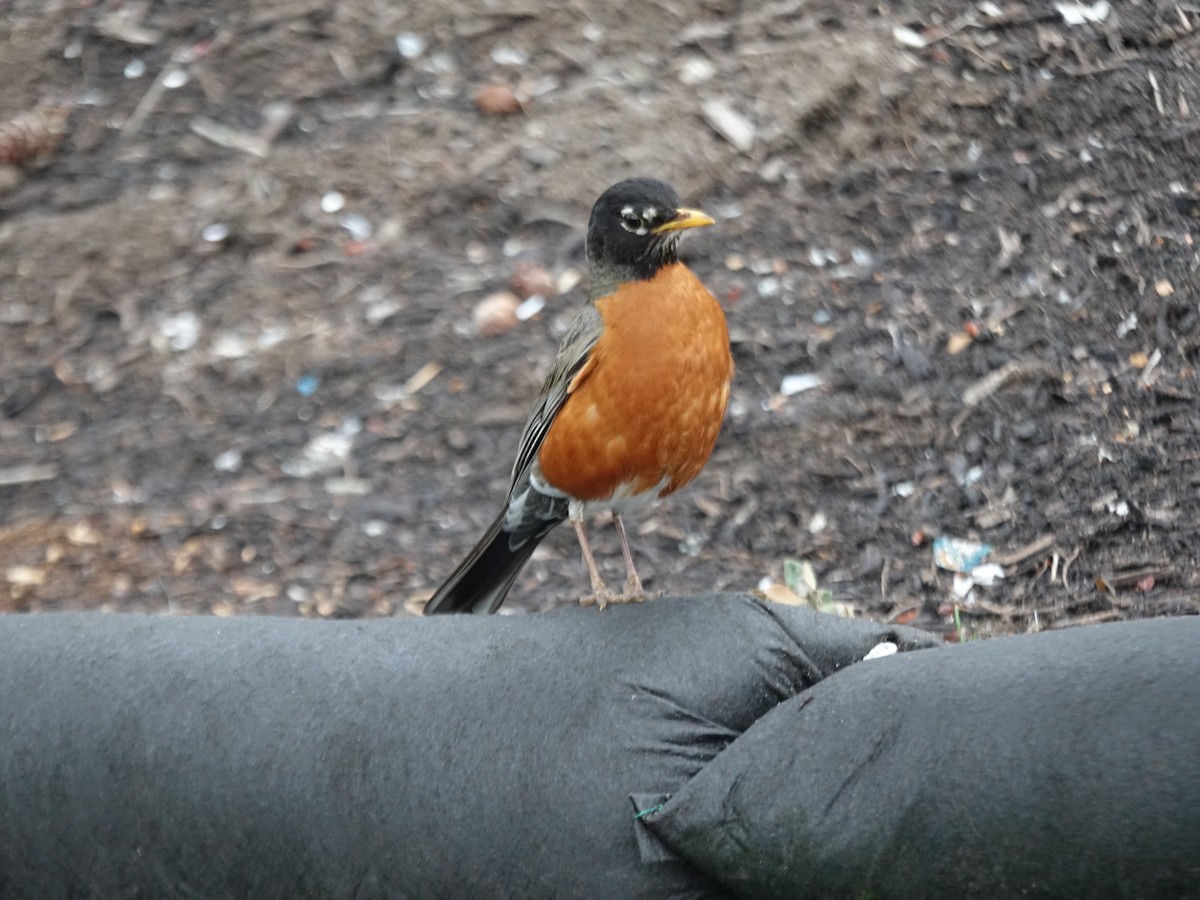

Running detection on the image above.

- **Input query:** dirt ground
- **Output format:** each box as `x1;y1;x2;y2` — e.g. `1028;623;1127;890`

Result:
2;0;1198;635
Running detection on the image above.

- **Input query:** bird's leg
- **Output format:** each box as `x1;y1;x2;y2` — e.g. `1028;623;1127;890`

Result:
607;514;661;604
573;519;616;610
612;514;645;597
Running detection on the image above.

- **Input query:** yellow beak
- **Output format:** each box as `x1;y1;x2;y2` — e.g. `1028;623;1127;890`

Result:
651;207;716;234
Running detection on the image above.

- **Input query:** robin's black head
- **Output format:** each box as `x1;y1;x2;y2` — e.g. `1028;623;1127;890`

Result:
585;178;714;289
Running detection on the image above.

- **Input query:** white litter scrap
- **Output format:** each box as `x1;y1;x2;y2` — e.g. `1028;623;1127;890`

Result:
515;295;546;321
864;641;899;661
892;25;928;48
953;563;1006;599
158;311;201;352
780;373;824;396
1055;1;1110;25
1116;312;1137;338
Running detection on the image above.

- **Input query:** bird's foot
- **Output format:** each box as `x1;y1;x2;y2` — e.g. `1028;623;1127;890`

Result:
578;582;661;610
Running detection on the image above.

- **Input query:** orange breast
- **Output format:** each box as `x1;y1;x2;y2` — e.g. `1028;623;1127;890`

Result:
537;263;732;502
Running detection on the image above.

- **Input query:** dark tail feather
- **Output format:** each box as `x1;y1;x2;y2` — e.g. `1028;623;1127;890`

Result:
423;512;551;615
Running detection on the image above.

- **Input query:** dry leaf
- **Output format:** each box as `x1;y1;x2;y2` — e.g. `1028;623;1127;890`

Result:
758;583;806;606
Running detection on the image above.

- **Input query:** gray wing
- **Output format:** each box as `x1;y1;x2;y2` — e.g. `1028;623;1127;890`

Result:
508;302;603;489
497;303;603;539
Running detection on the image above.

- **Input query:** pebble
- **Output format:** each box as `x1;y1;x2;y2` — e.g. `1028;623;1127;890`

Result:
201;223;228;242
159;311;201;352
213;449;243;473
473;291;521;336
678;57;716;85
321;191;345;214
395;32;426;60
490;45;528;66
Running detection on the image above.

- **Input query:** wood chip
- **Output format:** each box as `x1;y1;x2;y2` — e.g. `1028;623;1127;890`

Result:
700;99;755;153
0;464;60;486
946;331;974;355
5;565;45;587
403;361;443;396
95;2;162;46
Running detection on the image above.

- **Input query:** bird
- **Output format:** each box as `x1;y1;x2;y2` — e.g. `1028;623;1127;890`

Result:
424;178;732;615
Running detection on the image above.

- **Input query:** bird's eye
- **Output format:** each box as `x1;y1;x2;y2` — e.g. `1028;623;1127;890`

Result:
620;212;645;233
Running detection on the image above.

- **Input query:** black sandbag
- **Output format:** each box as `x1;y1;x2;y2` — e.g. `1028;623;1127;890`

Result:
645;616;1200;900
0;594;936;900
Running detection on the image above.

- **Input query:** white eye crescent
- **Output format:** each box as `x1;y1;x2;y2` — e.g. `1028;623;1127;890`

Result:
619;207;649;235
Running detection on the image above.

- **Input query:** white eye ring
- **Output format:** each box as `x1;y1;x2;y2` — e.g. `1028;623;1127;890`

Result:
620;211;648;235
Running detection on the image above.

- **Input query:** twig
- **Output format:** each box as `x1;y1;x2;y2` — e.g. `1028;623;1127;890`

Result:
122;64;176;136
123;31;233;137
962;359;1060;408
992;533;1057;567
1061;548;1080;588
188;102;293;158
950;359;1060;433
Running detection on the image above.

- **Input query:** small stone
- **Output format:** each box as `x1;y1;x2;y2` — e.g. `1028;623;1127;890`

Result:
490;46;528;66
757;276;781;298
678;57;716;85
473;291;521;336
214;449;243;473
159;311;201;352
395;32;426;60
201;222;228;242
321;191;345;213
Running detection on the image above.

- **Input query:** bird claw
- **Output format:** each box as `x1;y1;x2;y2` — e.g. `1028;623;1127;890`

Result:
578;586;661;610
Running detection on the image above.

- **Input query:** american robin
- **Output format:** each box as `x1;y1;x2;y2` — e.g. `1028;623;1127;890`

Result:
424;178;732;615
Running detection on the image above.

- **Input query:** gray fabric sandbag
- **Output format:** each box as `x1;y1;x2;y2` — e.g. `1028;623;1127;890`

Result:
644;616;1200;899
0;594;935;899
